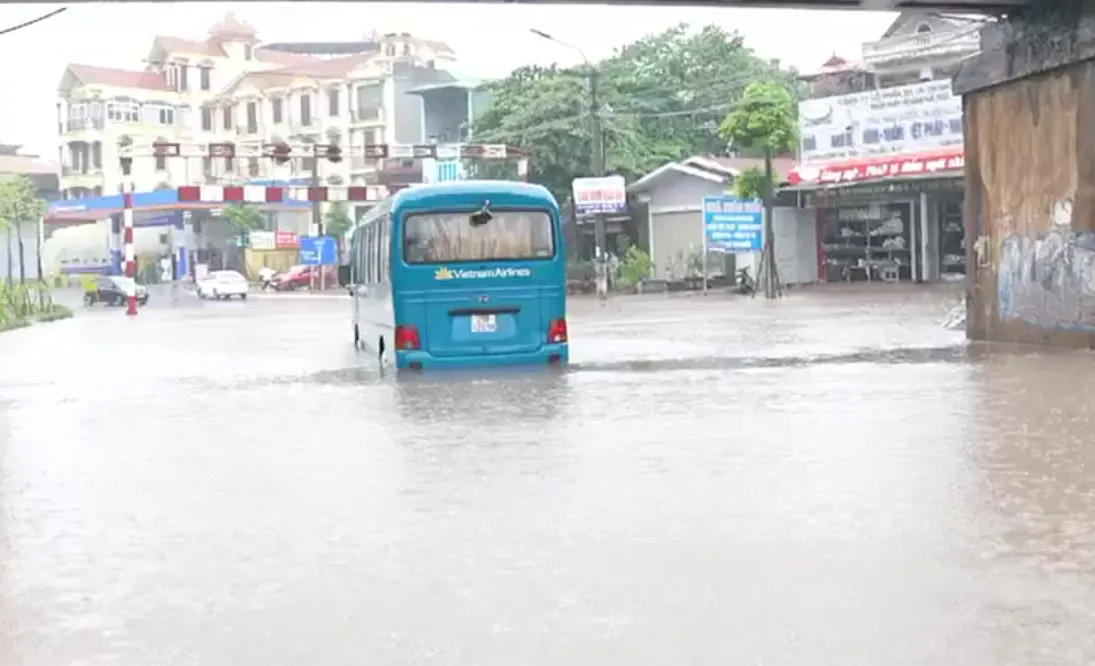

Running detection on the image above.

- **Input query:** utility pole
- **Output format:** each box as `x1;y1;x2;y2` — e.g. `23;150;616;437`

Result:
528;28;608;299
311;144;323;237
758;144;782;299
310;144;324;292
590;66;608;300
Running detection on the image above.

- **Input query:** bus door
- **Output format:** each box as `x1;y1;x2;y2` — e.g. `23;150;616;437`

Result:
401;208;559;356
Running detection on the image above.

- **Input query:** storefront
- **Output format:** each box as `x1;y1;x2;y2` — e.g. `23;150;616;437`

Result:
798;167;966;284
790;80;967;284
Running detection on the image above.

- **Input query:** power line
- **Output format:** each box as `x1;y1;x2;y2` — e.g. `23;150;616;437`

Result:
0;7;67;37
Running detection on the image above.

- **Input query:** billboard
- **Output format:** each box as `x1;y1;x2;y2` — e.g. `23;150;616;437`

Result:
797;79;962;165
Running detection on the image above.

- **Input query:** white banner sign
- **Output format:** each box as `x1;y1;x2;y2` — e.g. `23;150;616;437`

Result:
249;231;275;250
573;175;627;217
798;79;962;164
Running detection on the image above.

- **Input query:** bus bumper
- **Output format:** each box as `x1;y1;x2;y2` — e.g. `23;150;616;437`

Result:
396;344;569;371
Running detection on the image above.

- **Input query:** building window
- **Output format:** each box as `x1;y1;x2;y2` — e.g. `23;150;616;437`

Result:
106;101;140;123
271;98;283;123
223;106;232;130
92;141;102;169
248;157;260;177
244;44;253;60
300;94;312;126
159;107;175;125
166;65;177;90
200;66;211;91
154;139;168;171
246;102;258;134
201;107;214;131
402;43;411;56
202;156;213;175
328;89;340;116
179;65;189;91
916;23;932;33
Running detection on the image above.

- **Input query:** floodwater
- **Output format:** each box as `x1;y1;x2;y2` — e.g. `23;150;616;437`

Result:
2;285;1095;665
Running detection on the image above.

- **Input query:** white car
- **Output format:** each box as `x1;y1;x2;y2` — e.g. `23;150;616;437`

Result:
198;270;249;300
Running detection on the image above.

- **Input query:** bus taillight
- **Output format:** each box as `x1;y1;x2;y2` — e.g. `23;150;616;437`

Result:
547;318;568;344
394;325;421;350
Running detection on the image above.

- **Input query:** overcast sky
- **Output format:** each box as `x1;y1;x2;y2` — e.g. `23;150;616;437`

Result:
0;2;896;158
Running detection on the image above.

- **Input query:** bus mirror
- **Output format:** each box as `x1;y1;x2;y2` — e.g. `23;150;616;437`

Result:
337;265;351;287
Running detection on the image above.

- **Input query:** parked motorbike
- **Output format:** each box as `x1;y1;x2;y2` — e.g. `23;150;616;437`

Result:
735;267;755;295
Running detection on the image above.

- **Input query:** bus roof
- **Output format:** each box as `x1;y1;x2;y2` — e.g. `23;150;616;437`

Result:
393;180;556;209
353;180;558;232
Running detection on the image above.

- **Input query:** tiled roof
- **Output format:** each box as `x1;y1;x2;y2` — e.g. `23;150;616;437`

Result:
65;64;171;91
706;156;797;180
208;11;258;40
253;48;321;66
225;53;376;94
152;35;225;59
420;39;455;56
151;35;320;66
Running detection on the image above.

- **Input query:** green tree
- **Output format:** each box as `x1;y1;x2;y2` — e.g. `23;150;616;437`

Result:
323;202;354;238
221;203;266;232
471;25;801;201
718;80;798;156
718;80;797;299
471;64;596;200
0;176;46;284
732;166;776;200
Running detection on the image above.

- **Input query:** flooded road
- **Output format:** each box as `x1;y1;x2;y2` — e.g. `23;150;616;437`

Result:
3;286;1095;665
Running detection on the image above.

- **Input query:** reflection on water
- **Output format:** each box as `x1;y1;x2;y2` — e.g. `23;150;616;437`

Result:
4;292;1095;665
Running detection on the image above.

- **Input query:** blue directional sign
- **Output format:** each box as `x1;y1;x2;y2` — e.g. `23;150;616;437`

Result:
299;235;338;265
703;196;764;252
436;160;461;182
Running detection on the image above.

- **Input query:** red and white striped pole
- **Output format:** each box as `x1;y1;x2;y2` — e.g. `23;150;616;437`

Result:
123;181;138;315
118;149;139;316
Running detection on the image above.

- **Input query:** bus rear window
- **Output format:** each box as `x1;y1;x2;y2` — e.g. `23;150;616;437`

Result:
403;210;555;264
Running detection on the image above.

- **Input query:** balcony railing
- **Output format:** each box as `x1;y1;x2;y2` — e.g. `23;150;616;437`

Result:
862;30;980;65
350;156;380;170
352;108;383;123
61;166;104;179
64;117;105;132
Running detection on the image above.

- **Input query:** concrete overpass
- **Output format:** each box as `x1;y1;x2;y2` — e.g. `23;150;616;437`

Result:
299;0;1028;8
270;0;1029;8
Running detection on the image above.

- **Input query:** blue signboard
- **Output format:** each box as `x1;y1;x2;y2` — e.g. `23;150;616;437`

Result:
299;236;338;265
703;196;764;252
436;160;461;182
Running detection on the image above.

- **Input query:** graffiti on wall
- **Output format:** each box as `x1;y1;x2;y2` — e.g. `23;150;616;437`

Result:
997;199;1095;331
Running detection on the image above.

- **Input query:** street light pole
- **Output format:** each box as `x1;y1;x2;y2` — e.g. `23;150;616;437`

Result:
529;28;608;299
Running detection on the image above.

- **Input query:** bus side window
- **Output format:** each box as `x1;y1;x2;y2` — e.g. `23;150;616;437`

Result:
354;226;366;284
379;217;390;281
349;228;362;284
364;223;375;284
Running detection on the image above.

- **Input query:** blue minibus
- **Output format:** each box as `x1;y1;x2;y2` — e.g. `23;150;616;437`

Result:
339;180;568;370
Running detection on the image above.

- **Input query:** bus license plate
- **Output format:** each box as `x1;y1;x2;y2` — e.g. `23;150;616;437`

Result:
471;314;497;333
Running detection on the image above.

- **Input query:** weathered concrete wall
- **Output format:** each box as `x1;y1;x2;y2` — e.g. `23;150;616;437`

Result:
958;1;1095;347
965;62;1095;346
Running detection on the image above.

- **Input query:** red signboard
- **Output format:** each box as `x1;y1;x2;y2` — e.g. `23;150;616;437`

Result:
789;148;964;186
275;231;299;249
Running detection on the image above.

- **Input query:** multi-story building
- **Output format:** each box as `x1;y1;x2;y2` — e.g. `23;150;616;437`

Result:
0;143;59;281
56;13;459;200
791;12;978;285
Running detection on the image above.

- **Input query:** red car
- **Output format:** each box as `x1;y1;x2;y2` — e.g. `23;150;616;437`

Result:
270;265;337;291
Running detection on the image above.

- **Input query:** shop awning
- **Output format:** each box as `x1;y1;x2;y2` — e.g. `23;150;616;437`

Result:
787;147;964;188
